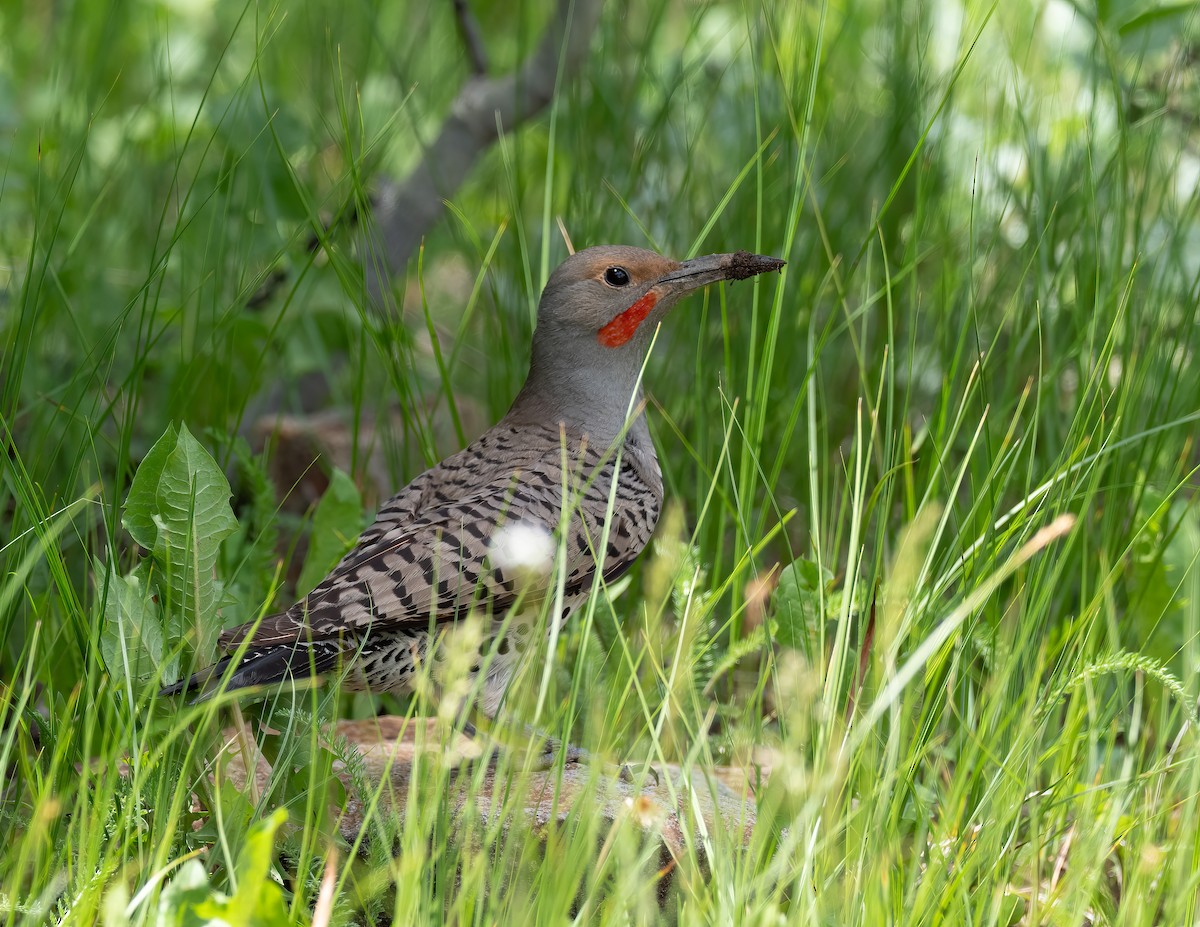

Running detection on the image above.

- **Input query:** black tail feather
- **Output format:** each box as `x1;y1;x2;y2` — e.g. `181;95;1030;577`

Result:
158;654;236;699
158;639;348;702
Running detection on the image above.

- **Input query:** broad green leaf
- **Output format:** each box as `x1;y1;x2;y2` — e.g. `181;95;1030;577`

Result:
123;423;237;655
187;777;256;852
154;859;211;927
1116;1;1196;38
296;467;364;596
773;557;832;655
231;809;290;911
97;562;173;687
156;812;291;927
195;810;291;926
122;427;180;551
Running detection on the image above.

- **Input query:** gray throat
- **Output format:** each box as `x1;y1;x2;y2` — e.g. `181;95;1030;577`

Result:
506;337;655;452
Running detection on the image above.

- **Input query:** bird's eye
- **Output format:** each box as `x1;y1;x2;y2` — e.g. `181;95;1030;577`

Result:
603;266;631;287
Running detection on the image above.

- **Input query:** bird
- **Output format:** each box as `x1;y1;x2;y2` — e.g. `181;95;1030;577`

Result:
163;245;784;757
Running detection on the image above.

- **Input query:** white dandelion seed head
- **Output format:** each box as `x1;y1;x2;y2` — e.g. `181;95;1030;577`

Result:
488;521;555;579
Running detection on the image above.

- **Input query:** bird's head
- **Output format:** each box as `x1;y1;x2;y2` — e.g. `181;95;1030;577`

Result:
535;244;784;353
515;243;784;436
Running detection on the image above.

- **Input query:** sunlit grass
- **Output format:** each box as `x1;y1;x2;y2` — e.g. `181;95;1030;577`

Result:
2;0;1199;923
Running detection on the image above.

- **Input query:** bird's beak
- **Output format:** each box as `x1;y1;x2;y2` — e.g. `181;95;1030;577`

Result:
657;250;785;293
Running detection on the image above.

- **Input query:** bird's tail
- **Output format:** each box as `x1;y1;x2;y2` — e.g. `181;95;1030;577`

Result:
159;639;347;702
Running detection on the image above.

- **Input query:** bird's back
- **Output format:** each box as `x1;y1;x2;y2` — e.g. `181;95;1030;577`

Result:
218;419;662;652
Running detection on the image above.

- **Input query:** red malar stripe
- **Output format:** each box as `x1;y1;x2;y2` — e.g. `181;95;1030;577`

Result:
597;291;658;347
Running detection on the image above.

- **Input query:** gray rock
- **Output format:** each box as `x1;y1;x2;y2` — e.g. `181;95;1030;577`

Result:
219;716;760;870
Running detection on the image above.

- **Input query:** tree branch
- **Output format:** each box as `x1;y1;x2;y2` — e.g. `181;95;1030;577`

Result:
451;0;489;77
361;0;605;309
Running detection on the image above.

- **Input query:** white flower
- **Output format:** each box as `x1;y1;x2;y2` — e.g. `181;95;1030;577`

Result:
488;521;555;581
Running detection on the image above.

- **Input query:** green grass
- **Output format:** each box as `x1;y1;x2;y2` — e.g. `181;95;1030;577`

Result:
3;0;1200;922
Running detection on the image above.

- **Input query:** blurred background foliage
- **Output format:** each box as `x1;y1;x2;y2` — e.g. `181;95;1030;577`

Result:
3;0;1197;690
2;0;1200;917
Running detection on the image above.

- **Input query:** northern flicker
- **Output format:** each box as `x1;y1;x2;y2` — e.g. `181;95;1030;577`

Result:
163;246;784;735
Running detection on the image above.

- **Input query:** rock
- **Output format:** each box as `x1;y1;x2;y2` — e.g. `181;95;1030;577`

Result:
218;716;760;869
